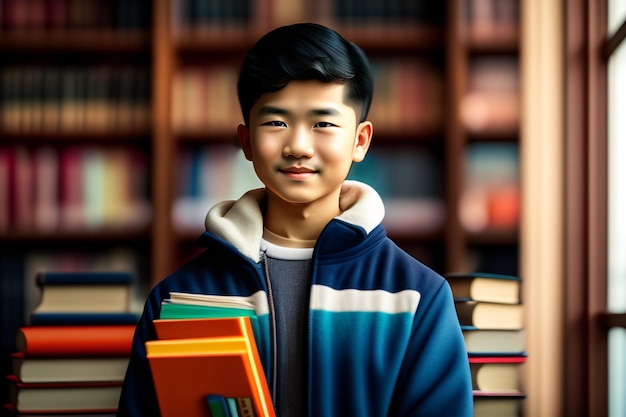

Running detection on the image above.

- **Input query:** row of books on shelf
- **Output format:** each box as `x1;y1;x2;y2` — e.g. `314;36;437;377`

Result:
0;66;150;133
171;65;243;134
170;59;445;135
0;145;151;233
0;0;150;31
461;57;520;133
172;143;447;236
172;0;252;29
170;0;444;32
172;144;262;232
446;271;526;417
369;58;443;133
459;142;520;232
331;0;443;24
3;271;140;416
347;145;446;236
461;0;519;41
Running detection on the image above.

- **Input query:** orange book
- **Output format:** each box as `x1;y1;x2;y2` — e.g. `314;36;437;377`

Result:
16;325;135;357
147;317;275;417
153;316;253;340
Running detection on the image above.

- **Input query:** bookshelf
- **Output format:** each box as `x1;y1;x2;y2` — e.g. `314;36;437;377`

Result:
1;0;522;410
0;0;523;293
0;0;523;292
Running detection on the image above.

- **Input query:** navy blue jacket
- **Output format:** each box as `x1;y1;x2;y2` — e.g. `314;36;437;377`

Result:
117;181;473;416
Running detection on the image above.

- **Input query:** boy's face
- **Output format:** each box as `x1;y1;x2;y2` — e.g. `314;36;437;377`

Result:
238;80;372;208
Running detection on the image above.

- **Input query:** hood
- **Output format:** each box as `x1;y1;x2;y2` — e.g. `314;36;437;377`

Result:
204;180;385;262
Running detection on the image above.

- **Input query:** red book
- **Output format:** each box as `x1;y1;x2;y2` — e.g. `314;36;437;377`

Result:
16;325;135;357
6;375;121;414
0;148;11;231
58;146;84;230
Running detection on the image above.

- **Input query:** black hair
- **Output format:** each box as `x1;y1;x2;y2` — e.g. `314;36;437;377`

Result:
237;23;374;126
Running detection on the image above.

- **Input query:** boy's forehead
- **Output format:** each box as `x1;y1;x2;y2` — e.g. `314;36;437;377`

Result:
251;80;352;114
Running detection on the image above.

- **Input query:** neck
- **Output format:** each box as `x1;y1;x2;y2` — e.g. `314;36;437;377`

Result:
263;190;342;242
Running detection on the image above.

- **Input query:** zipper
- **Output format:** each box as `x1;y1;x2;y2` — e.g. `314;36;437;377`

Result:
260;250;278;404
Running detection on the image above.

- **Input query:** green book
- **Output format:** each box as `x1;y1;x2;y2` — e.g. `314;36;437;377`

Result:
158;293;261;347
159;303;256;320
206;394;231;417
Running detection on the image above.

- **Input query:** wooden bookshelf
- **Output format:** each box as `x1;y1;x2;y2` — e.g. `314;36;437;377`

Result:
0;0;522;289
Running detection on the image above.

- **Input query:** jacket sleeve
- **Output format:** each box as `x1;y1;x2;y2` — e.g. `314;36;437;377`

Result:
116;291;163;417
391;280;473;417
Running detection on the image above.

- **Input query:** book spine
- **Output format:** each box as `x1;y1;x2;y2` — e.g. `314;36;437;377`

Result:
17;325;135;357
30;312;140;326
36;271;134;286
206;394;231;417
468;355;527;364
236;397;254;417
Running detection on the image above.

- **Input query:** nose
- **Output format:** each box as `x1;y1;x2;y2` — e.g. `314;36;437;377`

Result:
283;125;314;158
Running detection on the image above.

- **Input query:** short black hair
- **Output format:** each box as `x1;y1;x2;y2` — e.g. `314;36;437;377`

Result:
237;23;374;126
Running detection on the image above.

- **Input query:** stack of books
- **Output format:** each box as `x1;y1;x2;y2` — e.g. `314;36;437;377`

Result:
3;271;139;416
147;292;275;417
446;272;526;417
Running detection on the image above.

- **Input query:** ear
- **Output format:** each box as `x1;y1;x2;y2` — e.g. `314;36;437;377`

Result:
352;121;373;163
237;124;253;161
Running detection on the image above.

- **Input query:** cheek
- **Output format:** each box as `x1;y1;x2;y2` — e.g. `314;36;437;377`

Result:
251;137;281;160
320;137;358;163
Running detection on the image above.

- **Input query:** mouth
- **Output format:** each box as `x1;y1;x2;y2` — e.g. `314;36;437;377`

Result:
279;166;318;180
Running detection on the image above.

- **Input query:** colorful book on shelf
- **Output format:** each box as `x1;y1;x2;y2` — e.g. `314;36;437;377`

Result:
146;315;275;417
470;355;526;394
11;352;129;384
445;272;521;304
15;325;135;357
462;326;525;356
455;301;523;330
6;375;122;415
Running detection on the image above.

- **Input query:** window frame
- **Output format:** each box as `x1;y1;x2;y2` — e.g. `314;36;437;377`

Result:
564;0;626;415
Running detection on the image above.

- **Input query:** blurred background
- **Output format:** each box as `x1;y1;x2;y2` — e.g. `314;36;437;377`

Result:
0;0;626;416
0;0;521;280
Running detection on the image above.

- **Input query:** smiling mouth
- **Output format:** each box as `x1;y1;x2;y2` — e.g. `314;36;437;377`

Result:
279;166;318;179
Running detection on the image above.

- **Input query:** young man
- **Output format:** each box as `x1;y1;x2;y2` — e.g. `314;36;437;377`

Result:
117;23;473;417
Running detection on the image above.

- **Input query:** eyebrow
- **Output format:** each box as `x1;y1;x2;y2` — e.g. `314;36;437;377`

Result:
257;105;289;116
257;105;341;117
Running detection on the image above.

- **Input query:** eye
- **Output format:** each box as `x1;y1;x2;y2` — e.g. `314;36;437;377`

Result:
313;121;336;128
262;121;287;127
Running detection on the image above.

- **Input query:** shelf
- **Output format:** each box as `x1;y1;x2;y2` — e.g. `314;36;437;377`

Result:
0;227;150;244
0;131;152;144
466;30;520;54
466;228;519;245
174;131;240;144
0;30;151;53
334;25;445;52
173;30;263;54
465;128;519;142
